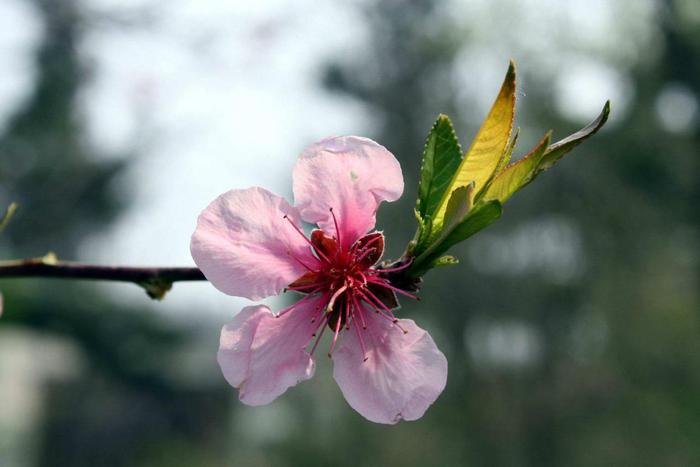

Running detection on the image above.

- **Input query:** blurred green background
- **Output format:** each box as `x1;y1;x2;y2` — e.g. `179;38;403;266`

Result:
1;0;699;466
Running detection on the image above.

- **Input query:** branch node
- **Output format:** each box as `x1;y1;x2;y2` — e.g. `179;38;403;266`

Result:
138;278;173;300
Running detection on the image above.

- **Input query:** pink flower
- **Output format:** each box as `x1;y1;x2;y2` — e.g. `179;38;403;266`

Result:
190;136;447;424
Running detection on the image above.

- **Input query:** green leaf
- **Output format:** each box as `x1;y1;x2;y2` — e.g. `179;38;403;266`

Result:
483;131;552;203
438;200;503;254
417;114;463;218
410;200;502;276
536;100;610;174
410;208;433;254
431;61;516;229
418;183;474;257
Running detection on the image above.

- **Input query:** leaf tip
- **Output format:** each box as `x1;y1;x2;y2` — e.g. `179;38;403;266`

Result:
602;100;611;121
543;129;553;144
506;59;516;85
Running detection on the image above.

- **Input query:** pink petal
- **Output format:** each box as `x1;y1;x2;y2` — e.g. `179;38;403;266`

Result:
293;136;403;249
190;187;320;300
217;303;318;406
332;316;448;424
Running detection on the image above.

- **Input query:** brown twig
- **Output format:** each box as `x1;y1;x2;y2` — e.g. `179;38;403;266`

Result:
0;253;205;299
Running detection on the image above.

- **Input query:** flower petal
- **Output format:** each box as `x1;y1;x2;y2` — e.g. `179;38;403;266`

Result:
293;136;404;249
218;303;319;406
191;187;320;300
332;316;447;424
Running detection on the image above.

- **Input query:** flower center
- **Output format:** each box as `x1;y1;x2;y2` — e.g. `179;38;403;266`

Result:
281;211;417;361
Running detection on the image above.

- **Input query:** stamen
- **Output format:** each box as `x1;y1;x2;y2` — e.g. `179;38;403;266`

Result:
356;290;408;333
374;257;414;273
275;290;323;318
355;246;378;263
356;289;394;320
355;235;383;259
287;250;314;272
351;293;368;329
366;276;421;301
310;291;331;322
359;286;396;318
312;297;327;322
283;215;331;264
326;283;348;312
328;311;343;357
287;281;327;292
355;271;369;286
329;207;342;249
310;314;329;355
352;318;369;362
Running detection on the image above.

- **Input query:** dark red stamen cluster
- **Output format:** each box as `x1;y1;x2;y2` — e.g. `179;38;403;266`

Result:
281;209;417;360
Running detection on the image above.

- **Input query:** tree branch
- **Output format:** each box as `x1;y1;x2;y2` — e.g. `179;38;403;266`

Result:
0;253;205;299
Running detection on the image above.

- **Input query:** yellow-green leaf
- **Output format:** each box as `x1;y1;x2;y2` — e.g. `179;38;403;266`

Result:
439;200;503;255
476;127;520;204
536;101;610;174
415;184;473;259
432;61;516;228
495;127;520;176
442;183;474;236
483;131;552;203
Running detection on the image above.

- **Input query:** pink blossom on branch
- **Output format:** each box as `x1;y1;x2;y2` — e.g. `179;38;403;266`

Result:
190;136;447;424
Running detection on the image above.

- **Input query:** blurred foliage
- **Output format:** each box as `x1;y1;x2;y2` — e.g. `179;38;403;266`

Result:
320;1;700;466
0;0;698;466
0;1;228;466
0;0;125;258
